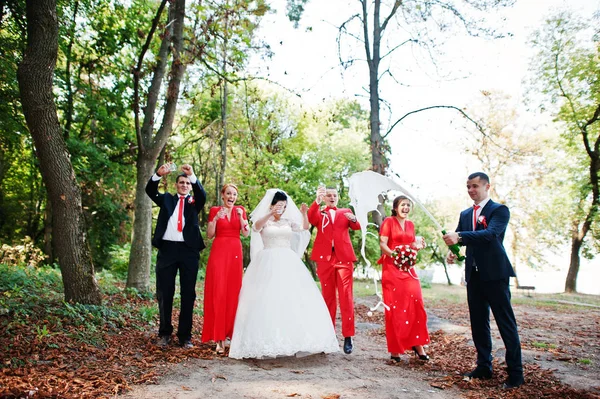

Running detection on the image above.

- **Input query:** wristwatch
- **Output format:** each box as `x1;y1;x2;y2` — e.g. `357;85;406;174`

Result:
457;233;462;243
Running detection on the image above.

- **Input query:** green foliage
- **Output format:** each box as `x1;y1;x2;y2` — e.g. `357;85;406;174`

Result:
0;263;155;348
106;243;133;279
0;4;45;243
528;9;600;264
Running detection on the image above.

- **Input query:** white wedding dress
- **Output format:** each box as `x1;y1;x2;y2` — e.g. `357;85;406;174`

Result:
228;218;340;359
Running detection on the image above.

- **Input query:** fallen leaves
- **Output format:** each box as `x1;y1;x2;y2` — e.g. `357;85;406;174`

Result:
0;286;213;398
355;302;600;399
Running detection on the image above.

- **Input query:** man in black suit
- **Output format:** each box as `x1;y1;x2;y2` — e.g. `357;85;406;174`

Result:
146;163;206;348
443;172;524;389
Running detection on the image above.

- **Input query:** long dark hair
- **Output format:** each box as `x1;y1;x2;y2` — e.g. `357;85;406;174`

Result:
391;195;412;216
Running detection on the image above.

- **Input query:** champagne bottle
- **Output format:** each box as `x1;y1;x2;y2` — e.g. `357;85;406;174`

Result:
442;230;465;262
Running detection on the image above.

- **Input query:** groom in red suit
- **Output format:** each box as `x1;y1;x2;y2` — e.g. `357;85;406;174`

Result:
308;186;360;354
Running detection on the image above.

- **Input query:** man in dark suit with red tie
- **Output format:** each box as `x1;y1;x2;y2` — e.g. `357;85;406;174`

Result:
308;186;361;354
146;163;206;349
443;172;524;389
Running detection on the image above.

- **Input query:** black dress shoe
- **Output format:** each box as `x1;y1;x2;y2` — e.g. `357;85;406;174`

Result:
390;356;401;362
464;367;493;380
157;336;171;347
411;346;429;361
343;337;353;354
502;377;524;389
180;339;193;349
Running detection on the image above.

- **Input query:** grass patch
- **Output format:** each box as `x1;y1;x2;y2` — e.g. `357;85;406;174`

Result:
579;358;592;365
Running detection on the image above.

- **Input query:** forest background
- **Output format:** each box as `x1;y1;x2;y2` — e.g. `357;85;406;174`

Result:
0;0;599;309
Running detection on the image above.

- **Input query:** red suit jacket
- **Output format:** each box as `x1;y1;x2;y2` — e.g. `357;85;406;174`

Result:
308;201;361;263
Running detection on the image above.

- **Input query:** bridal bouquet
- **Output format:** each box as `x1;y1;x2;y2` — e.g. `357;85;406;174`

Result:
391;245;418;272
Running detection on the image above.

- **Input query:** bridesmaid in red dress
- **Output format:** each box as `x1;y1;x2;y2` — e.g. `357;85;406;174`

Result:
202;183;250;354
378;195;430;362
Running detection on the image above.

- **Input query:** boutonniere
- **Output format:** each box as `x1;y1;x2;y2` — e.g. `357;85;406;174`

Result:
477;215;487;228
187;196;195;205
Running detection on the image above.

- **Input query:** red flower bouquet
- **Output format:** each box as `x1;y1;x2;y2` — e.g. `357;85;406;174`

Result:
391;245;418;272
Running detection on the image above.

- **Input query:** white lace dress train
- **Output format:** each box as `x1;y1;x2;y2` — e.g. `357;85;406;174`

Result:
229;219;339;359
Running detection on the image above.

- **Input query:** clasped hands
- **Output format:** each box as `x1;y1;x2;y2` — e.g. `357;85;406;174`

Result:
157;163;193;177
214;207;243;220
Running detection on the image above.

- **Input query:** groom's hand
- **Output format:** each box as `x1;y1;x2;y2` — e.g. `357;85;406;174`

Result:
446;250;457;264
443;232;459;245
157;164;170;177
181;164;193;176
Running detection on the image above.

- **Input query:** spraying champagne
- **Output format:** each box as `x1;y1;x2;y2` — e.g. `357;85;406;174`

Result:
441;230;465;262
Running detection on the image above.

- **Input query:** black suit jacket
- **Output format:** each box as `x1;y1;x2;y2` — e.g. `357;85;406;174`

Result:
146;176;206;251
456;199;516;283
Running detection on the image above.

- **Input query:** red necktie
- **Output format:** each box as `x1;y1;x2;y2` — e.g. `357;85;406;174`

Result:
177;196;185;232
473;205;480;231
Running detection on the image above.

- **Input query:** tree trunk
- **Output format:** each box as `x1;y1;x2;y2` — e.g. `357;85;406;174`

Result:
511;228;520;288
565;234;583;293
17;0;101;304
127;0;187;290
44;198;54;263
366;0;386;175
126;156;156;290
218;78;228;198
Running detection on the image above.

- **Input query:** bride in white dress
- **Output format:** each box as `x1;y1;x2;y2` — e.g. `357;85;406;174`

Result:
228;189;340;359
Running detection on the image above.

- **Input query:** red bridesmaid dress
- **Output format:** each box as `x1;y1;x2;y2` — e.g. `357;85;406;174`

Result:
201;205;246;343
377;217;430;354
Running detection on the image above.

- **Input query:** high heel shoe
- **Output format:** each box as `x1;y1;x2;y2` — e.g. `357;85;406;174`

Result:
390;355;402;363
412;346;429;361
216;341;225;355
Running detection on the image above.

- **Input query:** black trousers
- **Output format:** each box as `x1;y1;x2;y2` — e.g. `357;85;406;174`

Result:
467;272;523;379
156;241;200;341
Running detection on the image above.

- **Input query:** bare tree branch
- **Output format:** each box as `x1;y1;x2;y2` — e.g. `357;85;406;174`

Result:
383;105;485;138
380;0;402;33
380;38;417;60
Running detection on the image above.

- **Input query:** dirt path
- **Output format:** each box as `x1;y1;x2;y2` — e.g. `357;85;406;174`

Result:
120;305;460;399
120;294;600;399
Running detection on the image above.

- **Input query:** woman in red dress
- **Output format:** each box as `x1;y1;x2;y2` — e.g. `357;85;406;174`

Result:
202;183;250;354
378;195;430;362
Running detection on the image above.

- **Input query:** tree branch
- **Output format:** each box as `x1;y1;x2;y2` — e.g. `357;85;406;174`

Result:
383;105;485;138
380;0;402;33
380;38;417;60
132;0;168;154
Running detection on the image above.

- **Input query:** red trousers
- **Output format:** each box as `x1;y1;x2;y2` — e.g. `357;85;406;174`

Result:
316;253;355;337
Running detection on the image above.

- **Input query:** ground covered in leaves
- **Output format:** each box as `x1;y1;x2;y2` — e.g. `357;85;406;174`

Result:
0;264;214;398
1;263;599;398
422;286;600;398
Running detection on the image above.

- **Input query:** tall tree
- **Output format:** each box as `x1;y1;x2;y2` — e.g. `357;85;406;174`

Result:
462;90;552;285
334;0;514;174
17;0;101;304
529;10;600;293
127;0;187;291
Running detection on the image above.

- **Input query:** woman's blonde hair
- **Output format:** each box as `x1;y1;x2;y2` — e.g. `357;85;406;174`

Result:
221;183;239;194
